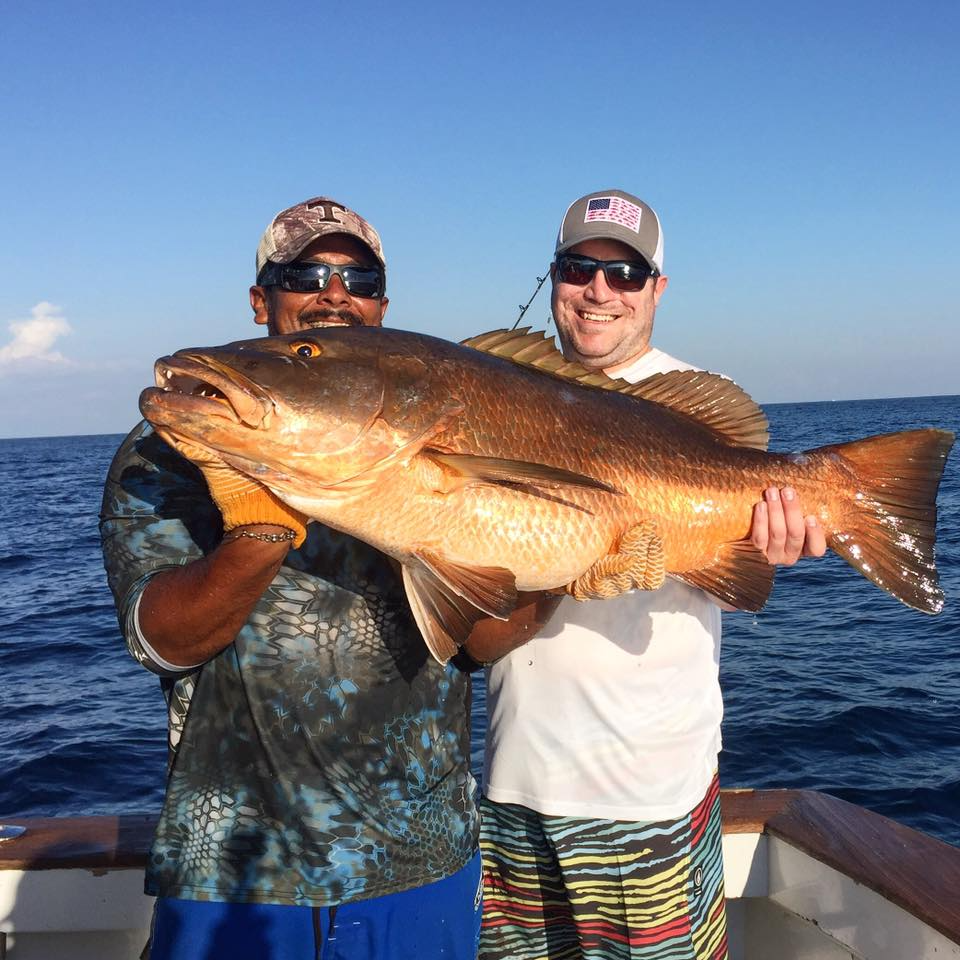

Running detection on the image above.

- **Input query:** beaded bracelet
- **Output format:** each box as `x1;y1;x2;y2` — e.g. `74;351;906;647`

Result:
223;528;297;544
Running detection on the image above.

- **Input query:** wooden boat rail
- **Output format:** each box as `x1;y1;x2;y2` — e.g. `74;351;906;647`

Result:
2;789;959;944
722;789;960;945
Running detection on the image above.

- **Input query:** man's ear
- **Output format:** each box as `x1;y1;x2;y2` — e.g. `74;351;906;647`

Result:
250;286;269;326
652;275;669;307
377;296;389;324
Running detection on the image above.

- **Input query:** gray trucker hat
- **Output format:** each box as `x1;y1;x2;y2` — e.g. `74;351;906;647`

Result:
555;190;664;274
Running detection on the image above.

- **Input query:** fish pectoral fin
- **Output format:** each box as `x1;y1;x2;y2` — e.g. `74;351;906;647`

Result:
402;551;518;664
567;519;666;600
425;451;620;496
672;540;775;611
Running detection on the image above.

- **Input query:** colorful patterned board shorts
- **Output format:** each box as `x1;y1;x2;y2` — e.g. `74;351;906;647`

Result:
479;775;728;960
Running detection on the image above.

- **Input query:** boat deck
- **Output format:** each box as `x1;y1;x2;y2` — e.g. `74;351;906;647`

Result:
2;790;960;959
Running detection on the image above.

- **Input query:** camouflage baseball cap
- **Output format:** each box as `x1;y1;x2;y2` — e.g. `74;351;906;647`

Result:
255;197;386;281
555;190;664;274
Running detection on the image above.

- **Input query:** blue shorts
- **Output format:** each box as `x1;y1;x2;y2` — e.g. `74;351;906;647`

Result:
149;851;482;960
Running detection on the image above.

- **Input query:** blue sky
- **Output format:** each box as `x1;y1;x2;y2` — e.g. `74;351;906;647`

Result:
1;0;957;437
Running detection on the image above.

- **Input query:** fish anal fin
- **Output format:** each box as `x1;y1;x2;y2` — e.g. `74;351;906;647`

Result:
401;551;518;664
673;540;775;612
567;519;666;600
461;329;768;450
425;451;620;496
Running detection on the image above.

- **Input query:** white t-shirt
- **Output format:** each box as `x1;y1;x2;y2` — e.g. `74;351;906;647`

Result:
482;347;724;822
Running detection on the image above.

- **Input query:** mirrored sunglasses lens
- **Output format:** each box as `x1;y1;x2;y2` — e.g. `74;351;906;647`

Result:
282;263;331;292
557;257;594;285
341;269;382;298
605;263;649;291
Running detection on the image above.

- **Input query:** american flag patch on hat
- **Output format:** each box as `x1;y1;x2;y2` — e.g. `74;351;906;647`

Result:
584;196;642;233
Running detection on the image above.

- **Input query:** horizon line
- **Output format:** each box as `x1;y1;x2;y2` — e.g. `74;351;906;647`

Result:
1;393;957;443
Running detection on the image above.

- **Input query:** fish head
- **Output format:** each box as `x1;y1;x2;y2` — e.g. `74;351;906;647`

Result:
140;328;458;496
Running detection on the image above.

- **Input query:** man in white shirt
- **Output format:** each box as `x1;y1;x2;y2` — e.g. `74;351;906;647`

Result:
469;190;826;960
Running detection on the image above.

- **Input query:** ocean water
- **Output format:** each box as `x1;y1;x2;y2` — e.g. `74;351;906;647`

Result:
1;395;958;846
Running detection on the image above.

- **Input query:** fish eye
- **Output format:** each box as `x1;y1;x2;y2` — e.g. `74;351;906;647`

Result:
291;341;322;359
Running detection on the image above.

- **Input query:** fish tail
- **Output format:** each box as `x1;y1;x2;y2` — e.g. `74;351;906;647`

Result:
821;428;954;613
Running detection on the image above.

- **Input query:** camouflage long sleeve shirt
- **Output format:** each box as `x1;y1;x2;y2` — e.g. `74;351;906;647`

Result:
99;421;478;906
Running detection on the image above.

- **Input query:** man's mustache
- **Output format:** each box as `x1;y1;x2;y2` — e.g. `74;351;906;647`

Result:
298;308;365;327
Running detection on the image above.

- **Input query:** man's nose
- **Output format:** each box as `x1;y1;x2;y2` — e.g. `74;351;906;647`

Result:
317;272;352;306
583;267;614;302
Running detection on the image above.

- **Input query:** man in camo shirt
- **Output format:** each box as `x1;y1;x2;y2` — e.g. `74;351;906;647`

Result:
100;197;481;960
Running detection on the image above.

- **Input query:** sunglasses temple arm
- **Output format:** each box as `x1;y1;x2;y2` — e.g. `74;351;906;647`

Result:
512;270;550;330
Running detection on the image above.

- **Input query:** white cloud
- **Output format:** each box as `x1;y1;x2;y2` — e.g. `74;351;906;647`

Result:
0;302;73;369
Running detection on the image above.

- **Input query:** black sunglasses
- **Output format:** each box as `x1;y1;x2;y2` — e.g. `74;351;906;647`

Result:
258;260;385;299
555;253;658;292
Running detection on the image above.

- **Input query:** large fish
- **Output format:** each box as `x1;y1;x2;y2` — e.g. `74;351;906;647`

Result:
140;327;954;663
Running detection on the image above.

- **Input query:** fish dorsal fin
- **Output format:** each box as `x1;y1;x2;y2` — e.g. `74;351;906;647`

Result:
462;328;618;390
623;370;770;451
672;540;776;611
463;328;769;451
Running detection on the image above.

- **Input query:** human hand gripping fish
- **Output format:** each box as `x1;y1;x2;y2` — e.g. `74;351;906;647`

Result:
139;327;955;664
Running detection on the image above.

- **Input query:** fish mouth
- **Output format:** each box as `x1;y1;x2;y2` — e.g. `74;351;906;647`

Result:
143;354;273;428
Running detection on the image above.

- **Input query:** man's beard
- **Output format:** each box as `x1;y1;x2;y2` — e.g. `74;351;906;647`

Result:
297;307;365;327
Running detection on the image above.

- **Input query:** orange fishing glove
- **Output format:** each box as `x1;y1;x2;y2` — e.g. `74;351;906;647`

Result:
163;434;308;547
